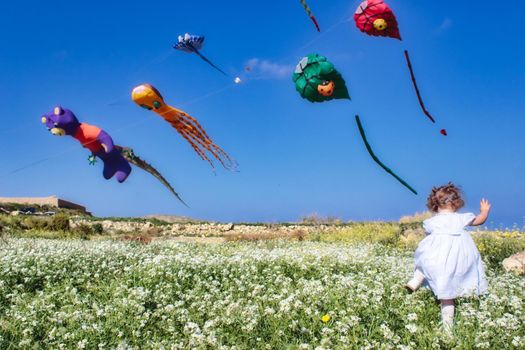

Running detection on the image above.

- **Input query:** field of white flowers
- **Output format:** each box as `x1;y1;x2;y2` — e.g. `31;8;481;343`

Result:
0;238;523;349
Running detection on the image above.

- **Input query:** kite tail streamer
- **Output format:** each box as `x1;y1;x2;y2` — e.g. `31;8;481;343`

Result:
310;16;321;32
404;50;434;123
355;115;418;195
300;0;321;32
404;50;447;135
191;49;228;76
117;146;188;206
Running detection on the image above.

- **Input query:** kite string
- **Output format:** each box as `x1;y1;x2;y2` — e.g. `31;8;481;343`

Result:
0;82;237;180
104;49;175;107
3;50;173;137
3;8;353;178
0;122;35;135
293;18;350;58
107;11;349;106
241;16;349;82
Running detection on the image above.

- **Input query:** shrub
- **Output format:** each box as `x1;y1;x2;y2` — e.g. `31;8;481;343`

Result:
301;213;342;225
49;214;70;231
22;217;50;231
147;218;170;226
142;226;162;236
225;232;281;242
74;224;93;240
225;229;307;242
0;215;24;230
396;228;425;250
290;229;306;241
399;211;432;224
122;235;152;244
473;231;525;269
314;222;400;245
92;223;104;235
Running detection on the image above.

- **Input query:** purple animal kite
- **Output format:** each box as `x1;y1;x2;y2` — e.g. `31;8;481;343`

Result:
41;106;131;182
41;106;187;204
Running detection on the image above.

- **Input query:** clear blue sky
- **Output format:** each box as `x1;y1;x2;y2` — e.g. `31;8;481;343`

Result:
1;0;524;226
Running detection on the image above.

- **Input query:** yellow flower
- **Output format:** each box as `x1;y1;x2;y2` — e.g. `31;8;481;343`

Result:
321;314;331;323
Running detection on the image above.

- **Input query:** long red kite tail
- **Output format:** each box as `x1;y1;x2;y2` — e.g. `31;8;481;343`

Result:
404;50;436;124
300;0;321;32
310;16;321;32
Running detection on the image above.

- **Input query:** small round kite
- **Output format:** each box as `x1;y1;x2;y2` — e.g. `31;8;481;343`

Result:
354;0;401;40
353;0;447;136
292;54;350;103
174;33;227;76
132;84;234;171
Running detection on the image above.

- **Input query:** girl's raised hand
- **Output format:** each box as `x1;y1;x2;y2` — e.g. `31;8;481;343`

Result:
480;198;491;213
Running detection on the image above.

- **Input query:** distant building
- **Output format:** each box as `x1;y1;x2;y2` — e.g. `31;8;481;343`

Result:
0;196;89;214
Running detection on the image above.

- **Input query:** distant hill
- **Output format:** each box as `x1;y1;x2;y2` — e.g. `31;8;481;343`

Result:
143;214;202;224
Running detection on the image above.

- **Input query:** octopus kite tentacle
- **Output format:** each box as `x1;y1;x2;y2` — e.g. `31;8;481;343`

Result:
176;110;234;163
165;110;235;170
168;119;208;160
173;120;219;169
182;130;232;170
355;115;417;195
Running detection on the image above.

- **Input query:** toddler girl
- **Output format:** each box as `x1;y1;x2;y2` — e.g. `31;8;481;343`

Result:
405;183;490;332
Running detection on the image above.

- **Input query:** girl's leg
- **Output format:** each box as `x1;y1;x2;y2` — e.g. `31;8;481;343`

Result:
405;269;425;292
440;299;455;333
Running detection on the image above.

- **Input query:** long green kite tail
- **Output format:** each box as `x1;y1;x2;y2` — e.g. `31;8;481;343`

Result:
117;146;189;206
355;115;417;195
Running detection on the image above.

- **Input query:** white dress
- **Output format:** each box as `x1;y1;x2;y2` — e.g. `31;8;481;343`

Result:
414;212;488;300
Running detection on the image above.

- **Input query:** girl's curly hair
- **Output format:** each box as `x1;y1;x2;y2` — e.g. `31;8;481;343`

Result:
427;182;465;212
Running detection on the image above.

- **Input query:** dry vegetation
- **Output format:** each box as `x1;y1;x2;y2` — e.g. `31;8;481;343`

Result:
224;229;307;242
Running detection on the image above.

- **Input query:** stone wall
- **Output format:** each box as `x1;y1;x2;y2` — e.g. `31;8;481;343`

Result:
70;218;347;238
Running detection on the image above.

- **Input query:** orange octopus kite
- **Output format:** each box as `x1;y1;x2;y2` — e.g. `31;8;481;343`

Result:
131;84;234;170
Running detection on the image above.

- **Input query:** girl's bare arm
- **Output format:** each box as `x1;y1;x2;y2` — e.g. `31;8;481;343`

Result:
471;199;491;226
